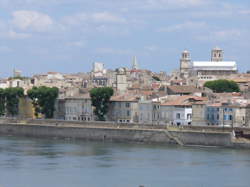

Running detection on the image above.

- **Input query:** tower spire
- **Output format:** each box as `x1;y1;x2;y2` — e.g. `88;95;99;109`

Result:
132;56;139;70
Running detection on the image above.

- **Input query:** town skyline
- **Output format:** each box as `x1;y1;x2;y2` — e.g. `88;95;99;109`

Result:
0;0;249;77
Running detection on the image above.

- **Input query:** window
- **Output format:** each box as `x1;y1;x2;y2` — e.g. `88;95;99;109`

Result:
217;114;219;120
125;102;130;108
187;114;192;120
127;110;130;117
229;115;233;120
224;115;227;120
176;113;181;119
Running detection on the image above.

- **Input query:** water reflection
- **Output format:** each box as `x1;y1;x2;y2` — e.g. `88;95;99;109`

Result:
1;136;250;187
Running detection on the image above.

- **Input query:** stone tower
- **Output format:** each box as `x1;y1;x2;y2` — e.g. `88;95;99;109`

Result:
116;68;128;93
211;47;223;62
180;50;191;75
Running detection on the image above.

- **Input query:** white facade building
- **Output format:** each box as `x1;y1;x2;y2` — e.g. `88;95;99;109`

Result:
179;47;238;80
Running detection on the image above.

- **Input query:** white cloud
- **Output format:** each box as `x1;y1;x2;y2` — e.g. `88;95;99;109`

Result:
62;12;126;26
0;30;31;39
142;0;206;9
7;30;31;39
11;10;53;32
158;21;207;32
92;12;126;23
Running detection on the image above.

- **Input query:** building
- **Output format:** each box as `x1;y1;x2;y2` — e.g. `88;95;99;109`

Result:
63;94;93;121
116;68;128;93
160;96;207;126
206;102;250;127
107;94;140;123
138;99;161;124
180;50;191;78
92;62;107;77
179;47;238;81
192;102;208;126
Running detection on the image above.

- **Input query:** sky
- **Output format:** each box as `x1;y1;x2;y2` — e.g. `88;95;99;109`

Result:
0;0;249;77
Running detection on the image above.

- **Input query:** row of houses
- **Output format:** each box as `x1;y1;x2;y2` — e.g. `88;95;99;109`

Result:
53;91;250;127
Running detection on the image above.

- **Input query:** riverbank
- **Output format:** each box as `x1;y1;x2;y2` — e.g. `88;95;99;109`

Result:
0;118;250;148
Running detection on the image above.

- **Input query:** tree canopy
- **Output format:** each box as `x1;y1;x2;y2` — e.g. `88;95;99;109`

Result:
27;86;59;118
204;79;240;93
90;87;114;121
4;87;24;116
0;88;6;116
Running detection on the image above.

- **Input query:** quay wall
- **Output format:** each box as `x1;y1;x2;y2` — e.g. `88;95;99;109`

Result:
0;122;234;147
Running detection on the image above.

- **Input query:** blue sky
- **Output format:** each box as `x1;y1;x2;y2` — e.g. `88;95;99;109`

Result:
0;0;249;77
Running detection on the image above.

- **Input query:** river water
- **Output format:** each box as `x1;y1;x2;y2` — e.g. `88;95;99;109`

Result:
0;136;250;187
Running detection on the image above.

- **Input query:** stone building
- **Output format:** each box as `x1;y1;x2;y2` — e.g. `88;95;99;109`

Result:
107;94;140;123
55;94;93;121
179;47;238;81
192;102;208;126
206;102;250;127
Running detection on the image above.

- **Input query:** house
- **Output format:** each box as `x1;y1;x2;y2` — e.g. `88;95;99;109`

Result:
138;99;160;124
192;101;208;126
206;101;250;127
57;93;93;121
160;96;207;126
107;94;140;123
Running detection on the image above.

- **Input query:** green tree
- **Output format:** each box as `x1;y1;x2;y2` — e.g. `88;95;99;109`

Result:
27;86;59;118
4;87;24;116
0;88;6;116
90;87;114;121
204;79;240;93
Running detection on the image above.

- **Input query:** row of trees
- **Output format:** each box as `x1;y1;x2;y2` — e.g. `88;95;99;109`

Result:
0;86;59;118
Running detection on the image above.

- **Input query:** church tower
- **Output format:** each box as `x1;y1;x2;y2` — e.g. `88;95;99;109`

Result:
211;47;223;62
132;56;139;70
180;50;191;75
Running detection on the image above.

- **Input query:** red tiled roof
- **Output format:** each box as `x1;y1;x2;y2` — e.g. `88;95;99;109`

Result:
161;96;207;106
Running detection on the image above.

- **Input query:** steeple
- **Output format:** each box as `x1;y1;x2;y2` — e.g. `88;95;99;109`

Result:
132;56;139;70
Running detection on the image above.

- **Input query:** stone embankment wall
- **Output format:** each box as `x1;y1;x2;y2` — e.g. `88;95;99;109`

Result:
0;118;237;147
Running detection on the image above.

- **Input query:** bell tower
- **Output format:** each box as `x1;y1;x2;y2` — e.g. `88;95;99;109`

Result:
180;50;191;75
211;47;223;62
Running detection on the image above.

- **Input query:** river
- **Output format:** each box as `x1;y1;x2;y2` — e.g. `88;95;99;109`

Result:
0;135;250;187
